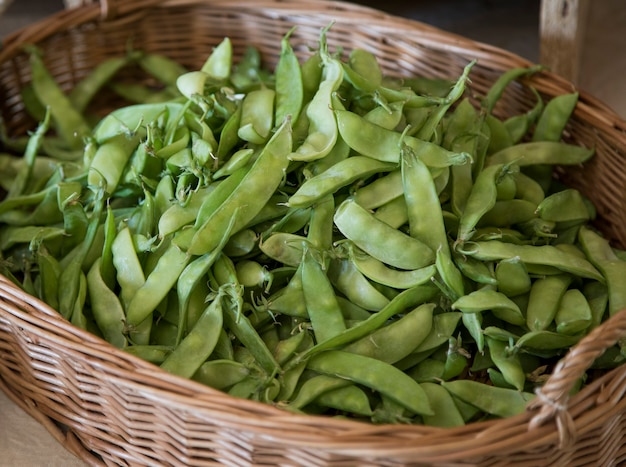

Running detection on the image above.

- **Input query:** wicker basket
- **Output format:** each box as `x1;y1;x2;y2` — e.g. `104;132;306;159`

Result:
2;1;626;465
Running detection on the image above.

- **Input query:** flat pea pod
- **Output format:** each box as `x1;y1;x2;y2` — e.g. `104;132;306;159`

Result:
495;257;531;297
452;288;525;326
259;232;306;268
29;49;91;149
373;196;408;229
275;27;304;126
583;281;608;329
315;384;373;417
187;118;292;256
334;198;434;270
483;65;544;114
287;375;352;410
35;243;61;310
327;257;390;312
201;37;232;80
344;303;435;364
301;247;347;344
536;189;592;223
526;274;573;331
307;350;433;416
555;288;592;335
353;170;403;210
238;88;276;144
578;226;626;317
460;240;604;282
456;163;507;243
412;312;464;354
288;157;397;209
307;194;334;251
442;380;535;418
123;345;172;365
111;225;145;308
420;382;465;428
348;244;436;289
453;252;497;286
532;92;579;142
514;329;582;351
477;199;538;228
486;336;525;391
88;132;141;194
160;291;224;378
289;29;342;162
487;141;594;167
126;241;190;327
86;257;127;349
192;359;249;390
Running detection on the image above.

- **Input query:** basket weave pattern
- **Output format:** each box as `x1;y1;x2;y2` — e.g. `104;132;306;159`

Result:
2;0;626;465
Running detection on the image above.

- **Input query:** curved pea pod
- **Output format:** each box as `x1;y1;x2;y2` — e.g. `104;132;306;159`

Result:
275;27;304;126
477;199;538;229
259;232;306;268
307;350;434;416
192;359;249;390
187;118;293;256
532;92;579;142
460;240;604;282
536;189;593;223
349;245;436;289
87;132;141;194
363;101;404;131
287;375;352;410
353;170;403;210
487;141;594;167
289;34;342;162
495;257;531;297
267;267;308;318
93;102;185;143
514;329;582;351
126;241;190;327
452;252;497;286
212;148;255;180
583;281;608;329
344;303;435;364
442;380;535;418
456;163;507;243
373;196;408;229
514;171;545;205
139;52;188;88
315;384;374;417
334;198;434;270
302;248;347;344
526;273;573;331
420;382;465;428
554;288;592;335
413;311;463;354
486;336;525;391
288;156;397;209
158;185;215;238
579;226;626;317
200;37;232;80
483;65;544;114
160;292;224;379
452;288;525;326
237;88;276;145
327;257;390;312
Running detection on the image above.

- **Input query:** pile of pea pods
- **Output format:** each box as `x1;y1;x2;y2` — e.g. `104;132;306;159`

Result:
2;26;626;427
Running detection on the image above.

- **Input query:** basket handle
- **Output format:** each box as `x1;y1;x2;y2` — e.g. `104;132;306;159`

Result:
527;307;626;446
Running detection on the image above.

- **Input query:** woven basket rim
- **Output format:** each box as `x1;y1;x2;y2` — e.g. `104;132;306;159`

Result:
2;1;626;465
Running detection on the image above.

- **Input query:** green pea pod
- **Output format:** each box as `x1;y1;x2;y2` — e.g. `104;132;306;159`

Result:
486;336;525;391
349;244;436;289
373;196;408;229
288;156;396;209
420;382;465;428
452;288;525;326
88;132;141;194
537;189;592;223
579;226;626;317
334;198;434;270
238;88;276;144
526;274;573;331
515;330;583;350
275;27;304;126
483;65;544;114
187;118;292;256
161;290;225;378
495;257;531;297
487;141;594;167
315;384;373;417
301;247;346;344
345;303;435;364
111;225;146;309
532;92;579;142
442;380;535;418
139;52;188;88
29;49;90;149
201;37;232;80
461;240;604;282
555;288;592;335
327;257;390;312
192;359;249;390
413;311;463;353
87;257;127;349
353;170;403;210
287;375;352;411
308;350;434;416
289;28;342;162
